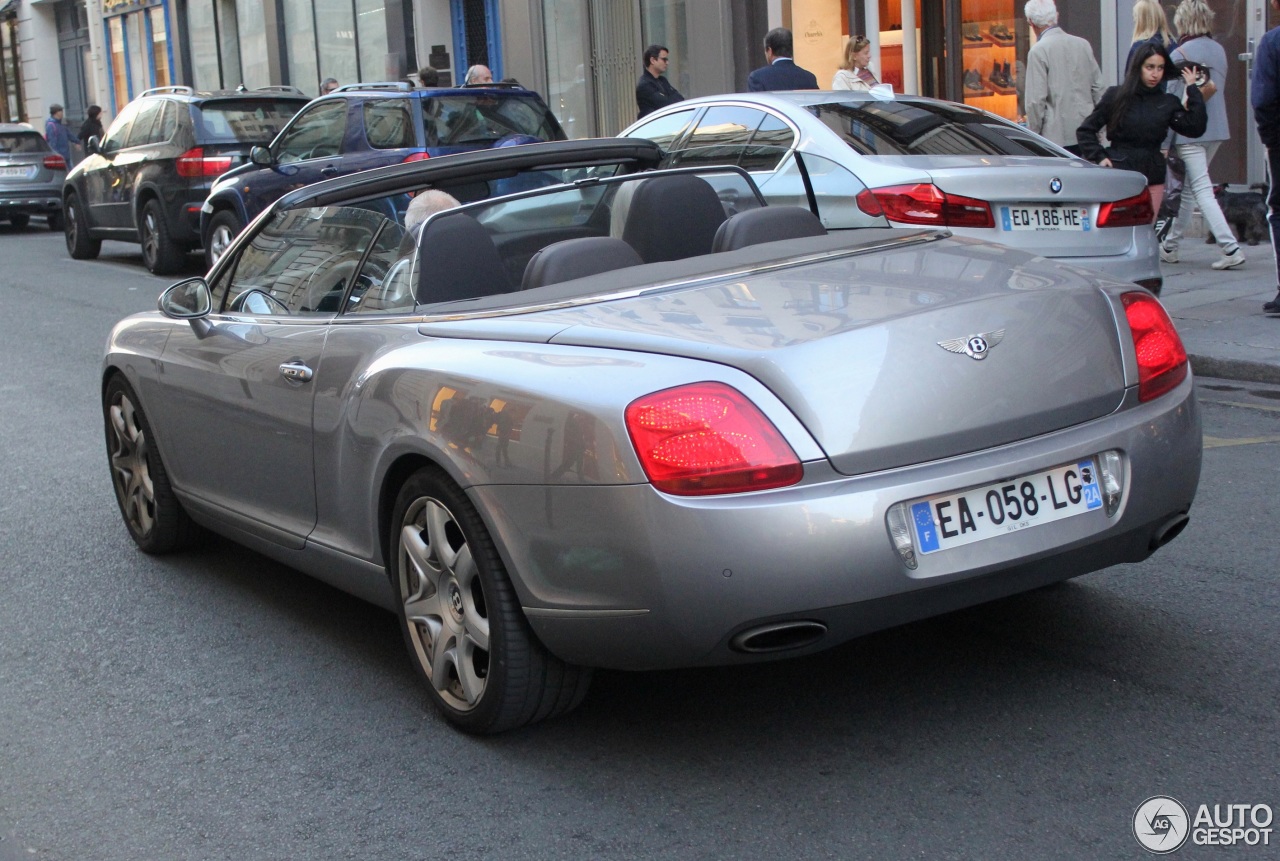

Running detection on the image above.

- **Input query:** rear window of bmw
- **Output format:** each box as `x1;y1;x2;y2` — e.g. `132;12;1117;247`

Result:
195;99;308;144
809;100;1066;158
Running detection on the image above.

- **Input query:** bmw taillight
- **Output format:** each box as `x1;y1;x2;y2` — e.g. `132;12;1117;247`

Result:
1122;291;1188;401
43;154;66;170
175;147;234;178
861;183;994;228
624;382;803;495
402;152;430;163
1097;189;1154;227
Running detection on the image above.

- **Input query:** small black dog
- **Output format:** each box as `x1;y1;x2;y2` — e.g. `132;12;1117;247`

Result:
1208;183;1269;246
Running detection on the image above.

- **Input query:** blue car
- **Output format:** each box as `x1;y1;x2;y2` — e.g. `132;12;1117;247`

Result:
199;81;565;267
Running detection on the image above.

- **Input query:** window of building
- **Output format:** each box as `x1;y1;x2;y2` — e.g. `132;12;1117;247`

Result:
639;0;691;100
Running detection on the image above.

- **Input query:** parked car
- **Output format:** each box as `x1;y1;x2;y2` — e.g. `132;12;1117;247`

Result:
621;91;1164;293
199;81;566;268
103;138;1201;734
63;85;309;273
0;122;66;230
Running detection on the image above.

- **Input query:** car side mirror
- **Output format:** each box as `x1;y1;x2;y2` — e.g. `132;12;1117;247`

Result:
158;277;212;319
250;145;273;166
85;135;101;155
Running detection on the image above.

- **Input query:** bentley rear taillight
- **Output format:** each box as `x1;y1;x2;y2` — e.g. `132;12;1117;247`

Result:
625;382;803;495
1122;291;1187;401
1097;190;1154;227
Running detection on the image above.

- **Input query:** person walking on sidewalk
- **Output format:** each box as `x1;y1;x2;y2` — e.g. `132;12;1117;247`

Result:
1023;0;1104;155
1160;0;1245;271
1252;0;1280;312
44;104;72;164
1077;42;1207;215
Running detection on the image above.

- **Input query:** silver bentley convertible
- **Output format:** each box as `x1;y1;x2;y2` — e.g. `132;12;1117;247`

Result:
102;139;1201;733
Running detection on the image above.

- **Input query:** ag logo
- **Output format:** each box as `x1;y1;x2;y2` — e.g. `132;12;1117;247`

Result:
1134;796;1190;853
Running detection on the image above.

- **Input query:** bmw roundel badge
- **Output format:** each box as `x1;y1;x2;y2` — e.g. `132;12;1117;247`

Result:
1049;177;1063;194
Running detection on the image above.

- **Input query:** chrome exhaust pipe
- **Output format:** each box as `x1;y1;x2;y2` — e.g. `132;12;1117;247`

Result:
1150;513;1190;551
730;620;827;654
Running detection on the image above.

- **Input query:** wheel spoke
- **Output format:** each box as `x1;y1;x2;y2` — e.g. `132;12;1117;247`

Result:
423;501;459;573
454;640;485;703
430;632;459;693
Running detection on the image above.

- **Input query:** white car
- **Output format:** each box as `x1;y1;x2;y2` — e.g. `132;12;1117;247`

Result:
622;91;1163;293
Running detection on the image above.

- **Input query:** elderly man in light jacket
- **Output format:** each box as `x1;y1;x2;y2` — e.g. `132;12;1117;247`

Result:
1022;0;1104;154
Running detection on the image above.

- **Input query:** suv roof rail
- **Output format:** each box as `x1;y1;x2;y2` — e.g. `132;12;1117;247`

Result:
139;85;195;98
254;85;306;95
333;81;413;93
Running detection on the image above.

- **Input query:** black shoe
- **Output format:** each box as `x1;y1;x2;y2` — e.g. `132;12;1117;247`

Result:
1264;295;1280;313
964;69;983;91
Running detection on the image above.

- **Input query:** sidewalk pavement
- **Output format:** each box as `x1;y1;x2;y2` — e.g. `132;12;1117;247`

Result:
1156;238;1280;385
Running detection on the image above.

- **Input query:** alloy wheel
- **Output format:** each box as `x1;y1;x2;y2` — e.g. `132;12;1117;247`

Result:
107;389;156;538
398;495;490;711
141;209;160;268
208;224;234;265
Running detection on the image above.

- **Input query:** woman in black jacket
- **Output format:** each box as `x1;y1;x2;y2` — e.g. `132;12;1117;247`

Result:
1077;41;1207;214
78;105;103;149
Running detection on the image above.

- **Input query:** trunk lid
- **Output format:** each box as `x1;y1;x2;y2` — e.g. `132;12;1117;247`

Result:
535;236;1128;475
922;159;1148;258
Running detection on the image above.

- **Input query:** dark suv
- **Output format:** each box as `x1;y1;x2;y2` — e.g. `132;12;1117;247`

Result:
200;81;565;267
63;86;309;273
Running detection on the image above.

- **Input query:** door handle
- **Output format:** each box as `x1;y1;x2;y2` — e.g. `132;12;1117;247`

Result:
279;362;314;382
320;166;338;177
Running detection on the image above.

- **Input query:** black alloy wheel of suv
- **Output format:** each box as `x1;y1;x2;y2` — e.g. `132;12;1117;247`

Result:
62;85;309;274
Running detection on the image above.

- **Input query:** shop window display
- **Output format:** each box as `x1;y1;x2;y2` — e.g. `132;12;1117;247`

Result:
877;0;1026;122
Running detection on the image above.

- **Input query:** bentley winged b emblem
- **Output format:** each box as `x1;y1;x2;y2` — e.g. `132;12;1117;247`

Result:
937;329;1005;360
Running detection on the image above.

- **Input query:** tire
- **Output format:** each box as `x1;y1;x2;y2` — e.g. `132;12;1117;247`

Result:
139;198;186;275
47;211;64;231
204;209;242;270
390;467;592;733
8;214;29;229
103;374;201;554
64;192;101;260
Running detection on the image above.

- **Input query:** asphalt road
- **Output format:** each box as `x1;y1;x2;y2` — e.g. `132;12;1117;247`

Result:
1;226;1277;860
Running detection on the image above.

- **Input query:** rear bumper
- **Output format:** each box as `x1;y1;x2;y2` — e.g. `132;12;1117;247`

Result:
472;377;1201;671
0;193;61;215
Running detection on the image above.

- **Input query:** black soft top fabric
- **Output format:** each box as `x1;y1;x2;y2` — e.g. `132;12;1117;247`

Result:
418;228;931;316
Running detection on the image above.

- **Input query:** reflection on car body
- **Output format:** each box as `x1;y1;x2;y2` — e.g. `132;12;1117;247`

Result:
103;138;1200;734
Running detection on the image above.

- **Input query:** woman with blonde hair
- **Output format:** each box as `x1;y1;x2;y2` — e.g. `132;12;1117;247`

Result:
1159;0;1244;269
832;36;879;90
1127;0;1176;73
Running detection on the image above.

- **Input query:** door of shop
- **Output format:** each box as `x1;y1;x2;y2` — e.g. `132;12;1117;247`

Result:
57;2;92;128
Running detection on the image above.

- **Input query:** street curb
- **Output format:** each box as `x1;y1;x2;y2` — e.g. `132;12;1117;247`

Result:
1189;354;1280;386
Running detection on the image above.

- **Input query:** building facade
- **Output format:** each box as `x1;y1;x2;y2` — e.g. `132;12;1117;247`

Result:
0;0;1271;184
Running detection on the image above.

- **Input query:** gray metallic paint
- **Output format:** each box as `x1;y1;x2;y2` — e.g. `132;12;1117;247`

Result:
104;204;1199;673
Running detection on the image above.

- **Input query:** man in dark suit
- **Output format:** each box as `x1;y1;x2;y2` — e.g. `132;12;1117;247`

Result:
747;28;819;91
636;44;685;119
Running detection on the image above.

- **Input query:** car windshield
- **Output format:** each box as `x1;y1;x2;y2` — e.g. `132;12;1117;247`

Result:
807;100;1066;158
421;95;561;147
0;132;48;154
196;99;307;144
